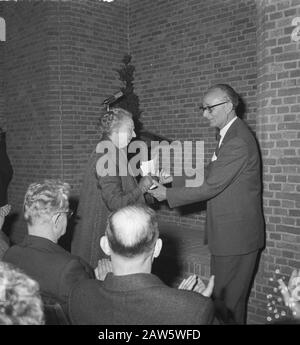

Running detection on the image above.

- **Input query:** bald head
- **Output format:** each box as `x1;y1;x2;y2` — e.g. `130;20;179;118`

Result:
206;84;239;110
105;205;159;258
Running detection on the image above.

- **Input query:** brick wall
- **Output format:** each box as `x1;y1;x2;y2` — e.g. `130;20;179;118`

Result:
129;0;258;229
3;0;129;243
247;0;300;324
3;2;53;243
46;0;129;192
1;0;299;324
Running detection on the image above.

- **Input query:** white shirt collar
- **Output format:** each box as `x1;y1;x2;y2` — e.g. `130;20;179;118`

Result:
219;116;237;146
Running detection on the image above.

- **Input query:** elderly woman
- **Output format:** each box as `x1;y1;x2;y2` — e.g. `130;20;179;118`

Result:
71;108;153;267
0;261;44;325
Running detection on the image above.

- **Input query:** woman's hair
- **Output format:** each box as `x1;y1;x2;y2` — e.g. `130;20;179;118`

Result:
23;179;70;226
98;107;133;140
0;262;44;325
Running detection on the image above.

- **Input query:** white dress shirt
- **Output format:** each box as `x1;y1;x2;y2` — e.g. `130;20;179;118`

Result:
211;116;237;162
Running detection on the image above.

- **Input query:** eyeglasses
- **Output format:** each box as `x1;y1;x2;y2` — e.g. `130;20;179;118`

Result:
199;101;228;113
58;210;74;219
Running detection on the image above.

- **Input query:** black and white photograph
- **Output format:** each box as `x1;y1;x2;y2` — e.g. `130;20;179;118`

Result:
0;0;299;337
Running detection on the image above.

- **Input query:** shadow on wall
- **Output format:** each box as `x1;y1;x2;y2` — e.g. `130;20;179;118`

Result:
58;196;79;252
236;95;246;120
237;94;266;253
152;231;182;287
1;212;20;245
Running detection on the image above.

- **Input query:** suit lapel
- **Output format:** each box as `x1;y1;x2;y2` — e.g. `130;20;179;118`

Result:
217;117;240;154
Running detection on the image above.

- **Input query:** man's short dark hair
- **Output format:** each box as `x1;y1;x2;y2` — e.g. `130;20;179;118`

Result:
208;84;239;109
106;204;159;258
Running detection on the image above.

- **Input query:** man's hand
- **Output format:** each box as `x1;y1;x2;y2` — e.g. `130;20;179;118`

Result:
178;275;214;298
148;180;167;201
94;258;113;281
278;269;300;318
156;169;173;185
138;175;154;193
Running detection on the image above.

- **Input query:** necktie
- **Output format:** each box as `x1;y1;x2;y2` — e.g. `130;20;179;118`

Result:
214;133;221;157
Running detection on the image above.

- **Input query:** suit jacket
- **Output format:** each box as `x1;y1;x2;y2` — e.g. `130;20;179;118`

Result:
69;272;215;325
3;235;94;313
71;143;145;267
167;118;265;256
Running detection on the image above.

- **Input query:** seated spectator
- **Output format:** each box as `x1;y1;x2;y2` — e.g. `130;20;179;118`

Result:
69;204;215;325
279;269;300;320
3;179;95;315
0;204;11;259
0;261;44;325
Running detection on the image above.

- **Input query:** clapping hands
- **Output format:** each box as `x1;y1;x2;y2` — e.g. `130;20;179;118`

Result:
178;274;215;297
0;204;11;230
94;258;113;281
278;269;300;319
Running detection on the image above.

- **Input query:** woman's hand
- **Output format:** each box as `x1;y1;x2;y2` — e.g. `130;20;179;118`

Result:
138;175;154;193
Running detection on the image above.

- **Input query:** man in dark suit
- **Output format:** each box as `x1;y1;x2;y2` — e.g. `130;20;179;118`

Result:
149;84;265;324
3;179;95;314
69;204;215;325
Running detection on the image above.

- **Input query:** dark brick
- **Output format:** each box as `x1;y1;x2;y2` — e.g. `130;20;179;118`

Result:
269;233;281;240
289;210;300;217
276;224;300;235
2;0;129;243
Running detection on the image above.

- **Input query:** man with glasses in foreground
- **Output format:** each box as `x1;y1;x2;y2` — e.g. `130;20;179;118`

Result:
150;84;264;324
3;179;95;316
